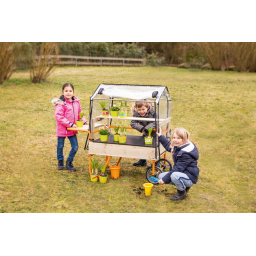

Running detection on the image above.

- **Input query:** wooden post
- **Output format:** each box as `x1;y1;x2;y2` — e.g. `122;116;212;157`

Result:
152;160;155;175
116;157;122;166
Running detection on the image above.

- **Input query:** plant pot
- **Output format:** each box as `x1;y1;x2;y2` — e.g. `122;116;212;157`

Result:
99;175;108;183
100;134;108;142
143;183;154;196
113;134;120;142
145;137;153;145
102;110;109;117
119;136;127;144
90;174;99;182
76;120;83;127
119;111;127;118
110;166;121;179
111;111;119;117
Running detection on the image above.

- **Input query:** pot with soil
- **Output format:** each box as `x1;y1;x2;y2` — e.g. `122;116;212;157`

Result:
145;127;153;145
76;112;84;127
99;128;110;142
110;106;120;117
100;101;109;117
113;125;120;142
99;165;108;183
119;125;127;144
119;101;127;118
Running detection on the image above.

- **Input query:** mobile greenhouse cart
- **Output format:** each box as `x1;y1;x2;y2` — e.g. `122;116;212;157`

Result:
68;84;172;184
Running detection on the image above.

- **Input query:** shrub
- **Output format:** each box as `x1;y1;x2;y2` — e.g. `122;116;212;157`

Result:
30;42;59;83
146;53;164;66
0;42;14;85
190;43;227;71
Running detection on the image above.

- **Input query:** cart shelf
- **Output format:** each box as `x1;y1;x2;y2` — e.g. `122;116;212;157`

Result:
93;134;156;147
96;115;164;122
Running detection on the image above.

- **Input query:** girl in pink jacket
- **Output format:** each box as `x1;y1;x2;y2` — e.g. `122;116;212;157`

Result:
51;83;88;171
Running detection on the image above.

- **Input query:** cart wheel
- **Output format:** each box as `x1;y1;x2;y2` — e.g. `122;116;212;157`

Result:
155;158;172;172
146;166;163;185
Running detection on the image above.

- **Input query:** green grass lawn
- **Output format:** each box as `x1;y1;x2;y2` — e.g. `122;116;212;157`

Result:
0;66;255;213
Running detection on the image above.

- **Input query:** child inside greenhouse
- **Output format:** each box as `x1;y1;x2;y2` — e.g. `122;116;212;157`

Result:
130;99;156;167
156;127;200;201
51;83;88;172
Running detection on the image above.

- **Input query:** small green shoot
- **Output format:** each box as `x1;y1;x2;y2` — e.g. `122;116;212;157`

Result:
100;101;106;110
114;126;119;134
148;127;153;137
79;112;84;119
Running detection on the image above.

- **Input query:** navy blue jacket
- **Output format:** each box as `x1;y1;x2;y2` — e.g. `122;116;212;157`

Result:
159;135;200;184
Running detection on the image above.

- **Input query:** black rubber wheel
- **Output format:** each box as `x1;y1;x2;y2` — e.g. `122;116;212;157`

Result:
155;158;172;172
146;166;163;185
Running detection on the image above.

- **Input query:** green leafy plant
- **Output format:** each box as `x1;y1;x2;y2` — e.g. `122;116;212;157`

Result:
91;156;99;175
148;127;153;137
100;101;107;110
79;112;84;120
114;126;120;134
99;164;107;177
99;129;110;135
110;106;120;111
120;125;127;136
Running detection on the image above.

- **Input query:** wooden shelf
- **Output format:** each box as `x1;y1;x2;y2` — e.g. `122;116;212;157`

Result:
67;122;104;131
96;115;168;122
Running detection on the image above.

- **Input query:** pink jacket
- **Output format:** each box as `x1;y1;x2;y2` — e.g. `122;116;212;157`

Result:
51;95;87;137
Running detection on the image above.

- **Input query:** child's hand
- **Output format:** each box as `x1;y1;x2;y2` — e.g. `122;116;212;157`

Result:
73;124;77;128
85;121;89;125
156;127;162;137
158;179;165;185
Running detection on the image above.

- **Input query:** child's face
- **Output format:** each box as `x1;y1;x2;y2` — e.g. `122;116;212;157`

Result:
63;86;74;101
172;133;184;147
137;106;148;116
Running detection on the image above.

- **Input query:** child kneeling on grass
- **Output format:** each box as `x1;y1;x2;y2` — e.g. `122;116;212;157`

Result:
156;127;200;201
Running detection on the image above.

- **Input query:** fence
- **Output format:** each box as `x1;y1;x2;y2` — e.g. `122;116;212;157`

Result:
40;55;146;67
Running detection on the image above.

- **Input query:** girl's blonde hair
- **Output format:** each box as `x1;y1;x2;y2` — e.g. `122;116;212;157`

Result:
171;127;190;146
131;99;154;113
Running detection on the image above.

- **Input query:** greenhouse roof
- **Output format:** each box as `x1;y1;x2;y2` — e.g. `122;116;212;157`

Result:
91;84;169;102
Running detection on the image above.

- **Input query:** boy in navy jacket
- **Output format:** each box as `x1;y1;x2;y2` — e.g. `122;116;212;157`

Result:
156;127;200;201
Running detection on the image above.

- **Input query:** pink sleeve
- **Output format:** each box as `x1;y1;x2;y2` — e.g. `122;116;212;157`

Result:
55;104;72;128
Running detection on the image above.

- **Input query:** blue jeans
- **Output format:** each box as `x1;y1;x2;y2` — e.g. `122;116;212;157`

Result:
159;172;194;191
57;135;78;162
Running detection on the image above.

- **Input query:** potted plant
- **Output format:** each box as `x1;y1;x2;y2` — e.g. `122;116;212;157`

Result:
99;164;108;183
119;101;127;118
113;125;120;142
99;128;110;142
76;112;84;127
100;101;109;117
119;125;127;144
110;106;120;117
91;157;99;182
145;127;153;145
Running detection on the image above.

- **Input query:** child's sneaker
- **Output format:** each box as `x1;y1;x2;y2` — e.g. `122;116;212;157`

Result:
133;159;147;167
